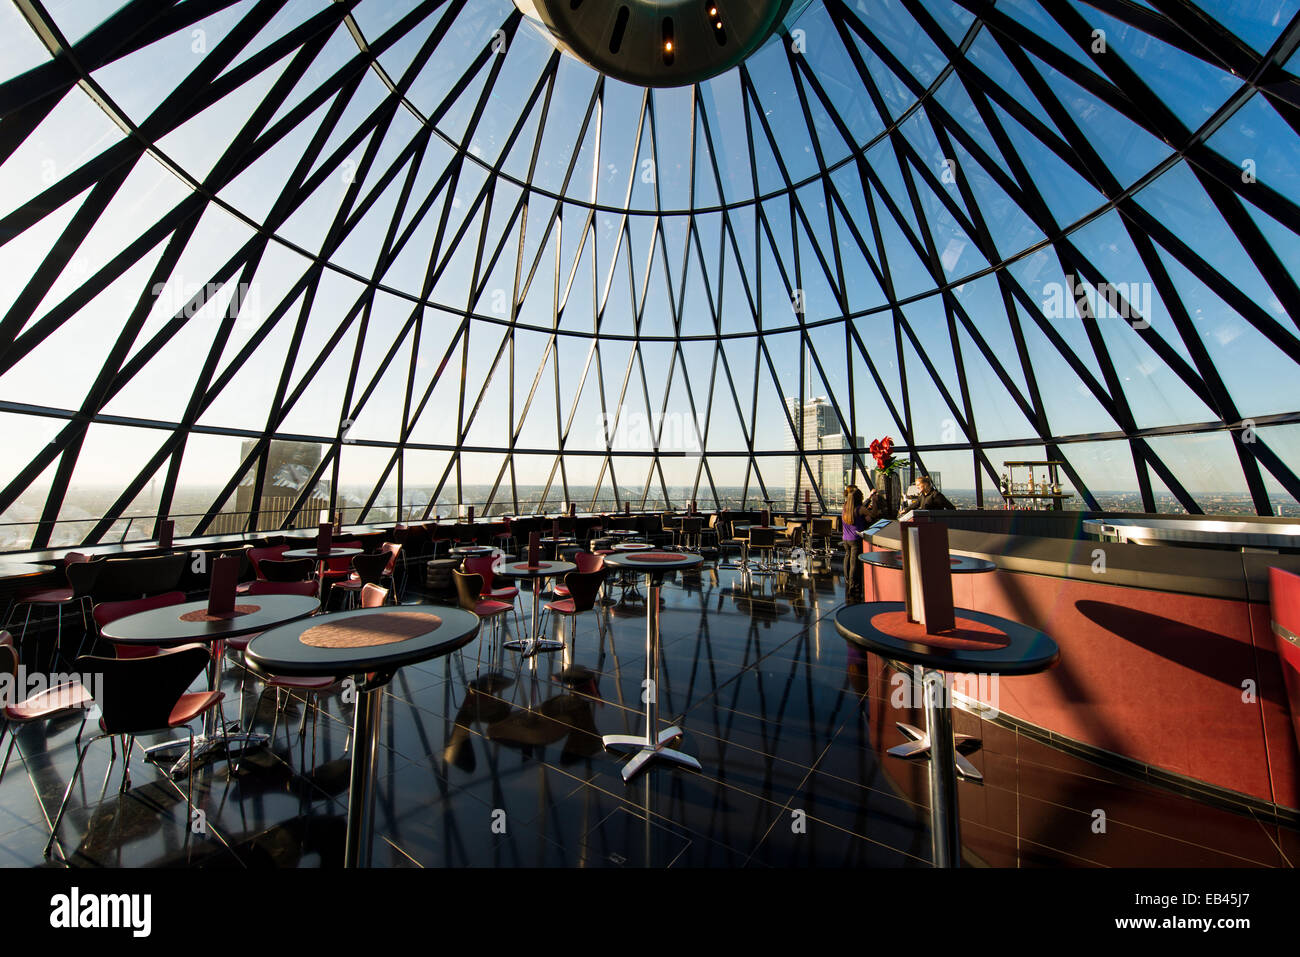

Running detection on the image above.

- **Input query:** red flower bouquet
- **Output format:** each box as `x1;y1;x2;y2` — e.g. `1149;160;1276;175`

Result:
869;436;908;476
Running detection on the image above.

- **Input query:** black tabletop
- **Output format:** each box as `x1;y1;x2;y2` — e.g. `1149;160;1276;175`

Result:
0;562;55;580
283;547;364;560
603;551;703;573
834;601;1059;675
245;604;480;677
100;595;321;646
496;560;576;579
858;551;997;574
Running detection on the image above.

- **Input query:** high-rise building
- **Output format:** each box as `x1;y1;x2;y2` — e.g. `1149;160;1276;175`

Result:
785;396;862;510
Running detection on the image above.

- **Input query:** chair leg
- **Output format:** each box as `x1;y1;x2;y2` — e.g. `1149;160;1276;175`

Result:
0;724;14;785
45;733;104;858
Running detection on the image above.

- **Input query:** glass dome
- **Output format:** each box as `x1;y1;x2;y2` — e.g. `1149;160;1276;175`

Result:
1;0;1298;549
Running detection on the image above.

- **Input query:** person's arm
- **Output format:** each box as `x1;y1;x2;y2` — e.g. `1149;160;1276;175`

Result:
932;491;956;510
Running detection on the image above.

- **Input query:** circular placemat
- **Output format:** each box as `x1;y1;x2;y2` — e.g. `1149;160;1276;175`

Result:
299;611;443;649
622;551;692;563
180;604;261;622
869;610;1010;651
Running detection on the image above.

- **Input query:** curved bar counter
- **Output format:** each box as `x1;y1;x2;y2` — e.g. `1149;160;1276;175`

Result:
863;510;1300;814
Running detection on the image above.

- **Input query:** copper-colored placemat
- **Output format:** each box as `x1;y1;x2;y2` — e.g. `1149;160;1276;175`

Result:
180;604;261;622
299;611;443;649
624;552;691;563
869;610;1010;651
511;562;546;571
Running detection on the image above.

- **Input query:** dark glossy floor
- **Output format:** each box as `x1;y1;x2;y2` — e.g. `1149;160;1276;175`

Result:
2;559;1296;868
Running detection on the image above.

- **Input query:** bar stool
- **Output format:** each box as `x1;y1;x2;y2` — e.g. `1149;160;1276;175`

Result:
5;555;102;670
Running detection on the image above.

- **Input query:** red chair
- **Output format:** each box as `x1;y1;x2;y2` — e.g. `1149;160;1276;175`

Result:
5;554;102;670
544;569;607;654
247;545;290;580
92;591;192;659
465;556;521;634
361;584;388;608
493;517;516;555
454;570;511;651
379;542;402;599
318;540;364;596
45;646;227;857
330;553;392;609
0;632;94;842
552;551;604;598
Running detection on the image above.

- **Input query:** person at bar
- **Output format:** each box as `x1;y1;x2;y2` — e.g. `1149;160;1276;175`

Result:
914;474;955;511
841;487;869;602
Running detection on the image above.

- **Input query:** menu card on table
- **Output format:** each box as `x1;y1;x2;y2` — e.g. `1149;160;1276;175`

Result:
805;499;812;522
624;502;631;515
569;502;577;518
208;555;239;615
317;522;333;554
467;506;475;524
761;509;771;527
551;519;560;541
158;519;174;550
334;510;343;535
528;532;541;567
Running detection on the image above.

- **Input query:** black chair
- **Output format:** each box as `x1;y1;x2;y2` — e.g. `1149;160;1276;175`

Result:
45;646;227;857
679;516;703;551
744;527;777;574
91;553;187;604
331;552;392;609
259;558;316;582
542;569;607;654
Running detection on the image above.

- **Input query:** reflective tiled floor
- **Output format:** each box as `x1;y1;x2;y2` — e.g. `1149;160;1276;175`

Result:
2;561;1296;868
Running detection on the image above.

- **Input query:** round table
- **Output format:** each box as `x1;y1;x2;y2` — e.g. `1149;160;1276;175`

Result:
601;550;703;782
100;594;320;776
495;560;576;657
283;547;363;605
0;562;54;581
834;601;1058;867
451;545;495;557
246;604;480;867
858;551;997;573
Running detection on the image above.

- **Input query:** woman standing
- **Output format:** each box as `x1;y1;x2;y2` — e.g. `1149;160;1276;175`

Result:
841;487;869;602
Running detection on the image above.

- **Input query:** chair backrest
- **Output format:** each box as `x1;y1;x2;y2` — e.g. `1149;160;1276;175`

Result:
65;557;104;598
361;584;388;608
0;640;16;683
350;552;390;585
93;590;188;660
248;545;290;579
561;569;605;613
75;646;212;734
749;527;776;549
380;542;402;576
812;517;834;536
93;553;188;603
572;551;604;574
259;558;315;582
463;555;497;592
681;517;703;534
245;579;318;597
453;570;484;612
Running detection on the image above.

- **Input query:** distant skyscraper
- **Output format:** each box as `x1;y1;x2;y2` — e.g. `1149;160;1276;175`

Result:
785;396;861;510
